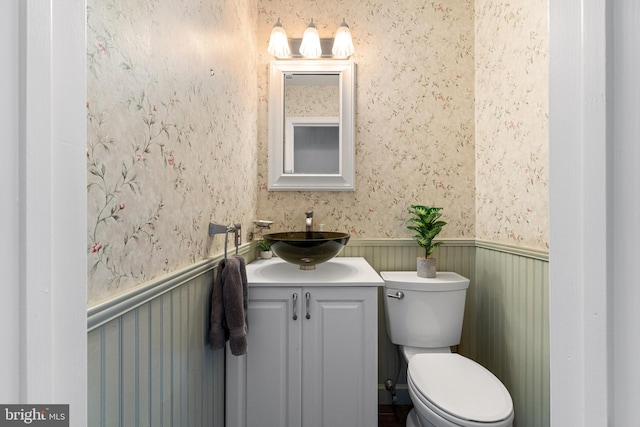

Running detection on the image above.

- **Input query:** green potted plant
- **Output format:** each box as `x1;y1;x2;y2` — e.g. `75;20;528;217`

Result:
407;205;447;278
257;239;273;259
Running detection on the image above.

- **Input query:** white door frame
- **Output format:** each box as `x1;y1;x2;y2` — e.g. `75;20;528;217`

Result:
549;0;610;424
1;0;87;425
550;0;640;425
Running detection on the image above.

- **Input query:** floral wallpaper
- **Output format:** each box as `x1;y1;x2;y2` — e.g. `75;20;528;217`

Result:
475;0;549;249
256;0;477;239
285;85;340;117
87;0;258;305
87;0;548;304
256;0;548;250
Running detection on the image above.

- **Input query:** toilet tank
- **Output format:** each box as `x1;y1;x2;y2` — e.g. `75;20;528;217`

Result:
380;272;470;349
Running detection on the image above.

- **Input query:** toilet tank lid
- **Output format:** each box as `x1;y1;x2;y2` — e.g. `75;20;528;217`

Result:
381;271;469;291
409;353;513;423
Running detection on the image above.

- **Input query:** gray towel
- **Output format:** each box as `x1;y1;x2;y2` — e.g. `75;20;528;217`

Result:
209;255;248;356
209;258;228;350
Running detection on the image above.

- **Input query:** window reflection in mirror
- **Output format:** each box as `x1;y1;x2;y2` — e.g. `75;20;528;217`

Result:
284;74;340;175
284;117;340;174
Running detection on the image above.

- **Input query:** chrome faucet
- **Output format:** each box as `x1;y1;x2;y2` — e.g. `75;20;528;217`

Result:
305;210;313;233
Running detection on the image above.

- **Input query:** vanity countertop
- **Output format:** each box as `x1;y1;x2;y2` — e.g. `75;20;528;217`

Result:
246;257;383;287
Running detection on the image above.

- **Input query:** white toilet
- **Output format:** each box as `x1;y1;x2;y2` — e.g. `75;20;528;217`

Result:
381;271;514;427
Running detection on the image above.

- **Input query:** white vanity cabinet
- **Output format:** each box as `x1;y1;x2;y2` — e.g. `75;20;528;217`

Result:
225;257;383;427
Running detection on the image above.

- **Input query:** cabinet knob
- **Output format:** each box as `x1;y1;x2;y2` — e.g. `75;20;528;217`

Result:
305;292;311;319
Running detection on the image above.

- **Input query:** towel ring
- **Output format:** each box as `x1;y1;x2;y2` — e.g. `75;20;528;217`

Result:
209;222;240;260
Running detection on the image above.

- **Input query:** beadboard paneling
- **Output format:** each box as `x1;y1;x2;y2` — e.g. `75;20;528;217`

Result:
470;246;550;427
87;267;225;427
341;240;476;403
343;239;549;427
87;240;548;427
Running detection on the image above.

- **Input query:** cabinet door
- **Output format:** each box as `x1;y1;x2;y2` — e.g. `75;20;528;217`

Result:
302;287;378;427
227;287;302;427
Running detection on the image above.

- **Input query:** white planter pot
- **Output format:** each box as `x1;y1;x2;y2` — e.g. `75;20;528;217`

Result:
260;250;273;259
417;257;437;278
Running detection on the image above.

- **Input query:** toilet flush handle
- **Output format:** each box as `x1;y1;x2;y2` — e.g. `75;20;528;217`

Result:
386;291;404;300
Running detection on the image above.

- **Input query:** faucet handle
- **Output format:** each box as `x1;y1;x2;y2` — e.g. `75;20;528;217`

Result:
305;210;313;218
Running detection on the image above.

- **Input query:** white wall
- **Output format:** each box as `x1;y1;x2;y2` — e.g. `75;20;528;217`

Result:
611;0;640;423
549;0;609;423
0;0;21;402
0;0;87;424
550;0;640;425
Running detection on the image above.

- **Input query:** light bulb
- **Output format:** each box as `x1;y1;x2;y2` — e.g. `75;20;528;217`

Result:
299;19;322;59
267;18;291;58
332;18;354;58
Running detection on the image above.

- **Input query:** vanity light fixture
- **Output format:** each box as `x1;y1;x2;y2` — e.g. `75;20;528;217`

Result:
267;18;355;59
267;18;291;58
299;19;322;58
331;19;354;59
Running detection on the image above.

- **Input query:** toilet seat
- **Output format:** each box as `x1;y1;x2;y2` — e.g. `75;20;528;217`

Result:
408;353;513;426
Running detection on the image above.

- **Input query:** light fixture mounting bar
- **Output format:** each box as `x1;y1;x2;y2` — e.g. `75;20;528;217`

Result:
288;38;337;59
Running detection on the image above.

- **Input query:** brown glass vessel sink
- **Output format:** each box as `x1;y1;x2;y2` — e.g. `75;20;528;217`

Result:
263;231;350;270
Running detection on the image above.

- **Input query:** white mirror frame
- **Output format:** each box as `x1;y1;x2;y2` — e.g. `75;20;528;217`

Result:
268;60;356;191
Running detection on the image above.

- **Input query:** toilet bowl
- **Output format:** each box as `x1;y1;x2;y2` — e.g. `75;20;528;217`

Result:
381;271;514;427
407;353;513;427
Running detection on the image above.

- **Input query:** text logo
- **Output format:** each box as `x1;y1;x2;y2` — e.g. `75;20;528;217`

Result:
0;405;68;427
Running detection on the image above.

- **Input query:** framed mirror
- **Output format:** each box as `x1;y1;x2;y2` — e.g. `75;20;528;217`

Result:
268;60;355;191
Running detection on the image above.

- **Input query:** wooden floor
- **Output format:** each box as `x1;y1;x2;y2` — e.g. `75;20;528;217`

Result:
378;404;412;427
